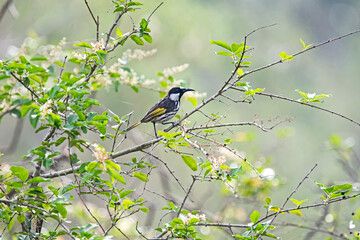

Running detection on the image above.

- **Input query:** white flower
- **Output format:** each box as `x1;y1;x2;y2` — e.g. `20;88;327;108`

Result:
209;155;226;169
73;51;87;60
39;99;53;118
179;213;206;224
184;91;207;99
120;49;157;63
162;64;189;78
92;144;108;162
91;39;105;52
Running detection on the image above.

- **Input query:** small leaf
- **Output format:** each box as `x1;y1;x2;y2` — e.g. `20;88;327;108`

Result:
130;35;144;45
10;166;29;182
181;155;198;171
210;40;232;51
74;42;92;48
17;215;26;223
216;51;232;57
250;210;260;223
142;33;152;44
265;197;271;205
133;172;149;182
116;28;122;37
187;97;197;107
289;209;303;217
27;177;51;184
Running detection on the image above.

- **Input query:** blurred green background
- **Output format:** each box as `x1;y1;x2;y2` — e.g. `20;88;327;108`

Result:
1;0;360;239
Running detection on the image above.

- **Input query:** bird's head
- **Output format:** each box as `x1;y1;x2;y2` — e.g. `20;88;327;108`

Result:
167;87;195;101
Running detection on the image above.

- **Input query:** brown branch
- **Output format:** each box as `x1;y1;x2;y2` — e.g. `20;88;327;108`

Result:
110;138;162;159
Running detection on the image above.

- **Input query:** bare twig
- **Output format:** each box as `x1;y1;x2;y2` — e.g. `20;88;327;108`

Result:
231;87;360;127
146;2;164;23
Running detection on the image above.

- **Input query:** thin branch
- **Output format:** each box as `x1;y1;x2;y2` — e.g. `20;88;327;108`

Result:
103;11;127;50
277;222;348;240
176;176;196;217
231;87;360;127
84;0;97;23
110;137;162;159
11;72;39;99
187;122;268;132
257;164;318;238
141;150;189;196
196;222;249;229
146;2;164;23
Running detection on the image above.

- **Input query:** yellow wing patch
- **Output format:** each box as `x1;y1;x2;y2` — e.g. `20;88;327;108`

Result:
147;108;166;119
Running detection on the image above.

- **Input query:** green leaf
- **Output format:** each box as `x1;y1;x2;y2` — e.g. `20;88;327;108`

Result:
111;171;126;184
290;198;308;206
142;33;152;44
130;35;144;45
31;56;48;61
17;215;26;223
27;177;51;184
265;197;271;205
181;155;197;171
250;210;260;223
29;109;39;128
55;203;67;218
140;18;148;30
210;40;232;51
140;207;149;213
43;158;54;170
216;51;232;57
116;28;122;37
133;172;149;182
120;190;134;198
279;51;294;61
187;97;197;107
74;42;92;48
10;166;29;182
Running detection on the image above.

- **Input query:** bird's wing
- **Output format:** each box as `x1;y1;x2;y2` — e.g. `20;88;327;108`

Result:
140;97;176;123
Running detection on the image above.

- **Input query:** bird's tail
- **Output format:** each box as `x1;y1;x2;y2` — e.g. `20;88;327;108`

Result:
126;122;142;132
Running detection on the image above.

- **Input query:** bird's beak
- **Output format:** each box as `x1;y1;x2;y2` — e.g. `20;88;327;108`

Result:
184;88;195;92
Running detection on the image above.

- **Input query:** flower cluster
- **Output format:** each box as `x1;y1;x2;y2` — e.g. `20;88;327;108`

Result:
183;90;207;99
209;154;226;169
92;144;108;162
119;49;157;64
179;213;206;224
162;64;189;78
39;99;53;118
91;39;105;52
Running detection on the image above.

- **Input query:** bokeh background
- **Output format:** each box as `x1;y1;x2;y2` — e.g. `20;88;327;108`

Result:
1;0;360;239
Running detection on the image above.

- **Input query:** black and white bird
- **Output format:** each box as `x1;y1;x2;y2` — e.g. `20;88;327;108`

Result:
126;87;194;137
